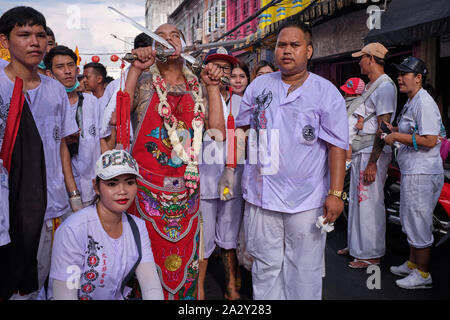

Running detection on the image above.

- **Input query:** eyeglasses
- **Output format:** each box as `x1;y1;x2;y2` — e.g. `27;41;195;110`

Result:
213;63;231;74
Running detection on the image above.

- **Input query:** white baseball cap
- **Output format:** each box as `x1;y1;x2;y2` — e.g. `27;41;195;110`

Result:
95;149;142;180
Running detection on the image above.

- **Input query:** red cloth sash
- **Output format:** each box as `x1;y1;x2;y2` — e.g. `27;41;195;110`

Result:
0;77;25;171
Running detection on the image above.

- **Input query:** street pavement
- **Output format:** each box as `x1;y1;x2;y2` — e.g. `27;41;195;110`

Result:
204;213;450;300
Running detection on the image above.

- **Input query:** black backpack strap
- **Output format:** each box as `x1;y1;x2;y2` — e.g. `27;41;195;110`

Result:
120;214;142;299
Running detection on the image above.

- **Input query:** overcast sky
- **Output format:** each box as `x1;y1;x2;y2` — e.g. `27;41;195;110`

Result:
0;0;147;71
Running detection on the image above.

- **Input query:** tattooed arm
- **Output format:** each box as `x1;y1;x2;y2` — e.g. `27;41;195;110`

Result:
363;113;392;183
132;72;157;129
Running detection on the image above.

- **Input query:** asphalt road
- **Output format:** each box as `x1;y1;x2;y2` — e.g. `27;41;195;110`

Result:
204;214;450;300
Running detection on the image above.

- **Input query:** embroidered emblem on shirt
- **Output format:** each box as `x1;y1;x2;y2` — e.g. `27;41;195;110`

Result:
84;270;99;282
88;124;96;137
302;124;315;141
80;235;103;300
252;89;272;130
0;95;10;140
53;125;61;141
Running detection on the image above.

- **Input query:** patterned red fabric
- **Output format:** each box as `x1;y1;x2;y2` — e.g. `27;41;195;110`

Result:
129;89;200;299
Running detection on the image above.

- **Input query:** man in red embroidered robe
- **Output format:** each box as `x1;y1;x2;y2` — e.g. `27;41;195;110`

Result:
125;24;226;300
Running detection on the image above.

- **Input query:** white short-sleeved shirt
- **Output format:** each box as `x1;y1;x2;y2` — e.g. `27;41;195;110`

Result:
0;59;8;69
70;93;109;203
0;69;79;220
396;88;443;175
235;72;349;213
0;159;10;246
50;205;155;300
357;74;397;153
199;94;244;199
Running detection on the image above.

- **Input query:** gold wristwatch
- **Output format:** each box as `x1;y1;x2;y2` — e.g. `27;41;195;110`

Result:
328;189;347;201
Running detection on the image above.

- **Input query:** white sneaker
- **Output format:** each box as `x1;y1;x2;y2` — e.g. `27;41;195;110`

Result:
395;269;432;289
390;261;414;277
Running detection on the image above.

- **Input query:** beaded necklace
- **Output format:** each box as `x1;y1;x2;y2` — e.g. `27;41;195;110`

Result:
150;64;205;194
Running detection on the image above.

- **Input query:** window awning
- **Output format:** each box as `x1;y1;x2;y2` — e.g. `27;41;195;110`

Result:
364;0;450;46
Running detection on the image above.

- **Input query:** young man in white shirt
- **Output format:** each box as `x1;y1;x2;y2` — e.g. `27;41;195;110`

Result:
44;45;113;211
221;21;348;300
344;43;397;269
0;6;78;299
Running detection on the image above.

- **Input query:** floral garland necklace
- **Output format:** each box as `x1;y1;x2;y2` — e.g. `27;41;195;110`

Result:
150;64;205;195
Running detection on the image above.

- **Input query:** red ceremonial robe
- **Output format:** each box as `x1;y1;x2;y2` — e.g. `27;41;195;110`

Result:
128;85;200;300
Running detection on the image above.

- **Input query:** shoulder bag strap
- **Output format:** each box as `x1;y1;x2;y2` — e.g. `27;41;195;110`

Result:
120;213;142;299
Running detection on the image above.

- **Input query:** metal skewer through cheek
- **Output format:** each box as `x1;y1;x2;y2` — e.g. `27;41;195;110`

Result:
123;52;230;86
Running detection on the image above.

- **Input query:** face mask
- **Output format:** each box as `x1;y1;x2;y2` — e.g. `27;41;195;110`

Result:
38;60;46;70
65;79;80;93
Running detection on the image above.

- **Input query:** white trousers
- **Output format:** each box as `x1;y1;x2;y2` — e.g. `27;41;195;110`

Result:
244;202;326;300
200;197;244;258
348;151;391;259
400;174;444;248
9;210;72;300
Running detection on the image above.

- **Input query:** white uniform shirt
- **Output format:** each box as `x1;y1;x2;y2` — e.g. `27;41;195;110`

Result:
0;69;79;220
70;93;109;203
199;94;244;199
0;159;10;246
396;88;443;175
235;72;349;213
0;59;10;244
358;74;397;153
50;205;156;300
0;59;8;69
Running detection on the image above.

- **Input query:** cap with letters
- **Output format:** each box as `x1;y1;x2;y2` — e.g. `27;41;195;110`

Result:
95;149;142;180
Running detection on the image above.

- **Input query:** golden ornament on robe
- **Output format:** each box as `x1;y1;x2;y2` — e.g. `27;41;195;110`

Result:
164;254;182;271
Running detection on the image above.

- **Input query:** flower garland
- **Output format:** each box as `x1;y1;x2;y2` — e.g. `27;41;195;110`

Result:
150;64;205;195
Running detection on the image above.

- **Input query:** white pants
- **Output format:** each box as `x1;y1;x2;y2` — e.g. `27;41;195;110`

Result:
9;210;72;300
200;197;244;258
244;202;326;300
400;174;444;248
348;151;391;259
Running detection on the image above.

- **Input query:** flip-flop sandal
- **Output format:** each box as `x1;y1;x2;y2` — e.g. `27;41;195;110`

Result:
348;258;380;269
337;247;350;256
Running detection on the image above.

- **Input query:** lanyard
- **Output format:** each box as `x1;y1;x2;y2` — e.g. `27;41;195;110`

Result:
76;92;84;138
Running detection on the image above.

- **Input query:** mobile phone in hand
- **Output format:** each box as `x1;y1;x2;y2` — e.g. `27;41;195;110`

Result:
380;122;392;134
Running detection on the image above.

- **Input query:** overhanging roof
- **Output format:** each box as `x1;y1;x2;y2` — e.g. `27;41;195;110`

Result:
365;0;450;46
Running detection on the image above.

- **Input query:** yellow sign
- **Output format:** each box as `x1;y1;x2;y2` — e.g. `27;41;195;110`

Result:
0;42;11;62
259;0;312;30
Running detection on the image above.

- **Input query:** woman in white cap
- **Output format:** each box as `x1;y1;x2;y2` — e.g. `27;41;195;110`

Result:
384;56;444;289
50;149;164;300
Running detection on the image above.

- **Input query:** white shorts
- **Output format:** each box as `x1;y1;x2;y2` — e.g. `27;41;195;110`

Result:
200;197;244;258
244;202;326;300
400;174;444;248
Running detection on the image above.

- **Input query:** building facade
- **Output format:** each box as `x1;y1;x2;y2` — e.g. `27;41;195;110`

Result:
168;0;205;45
226;0;260;39
145;0;184;31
